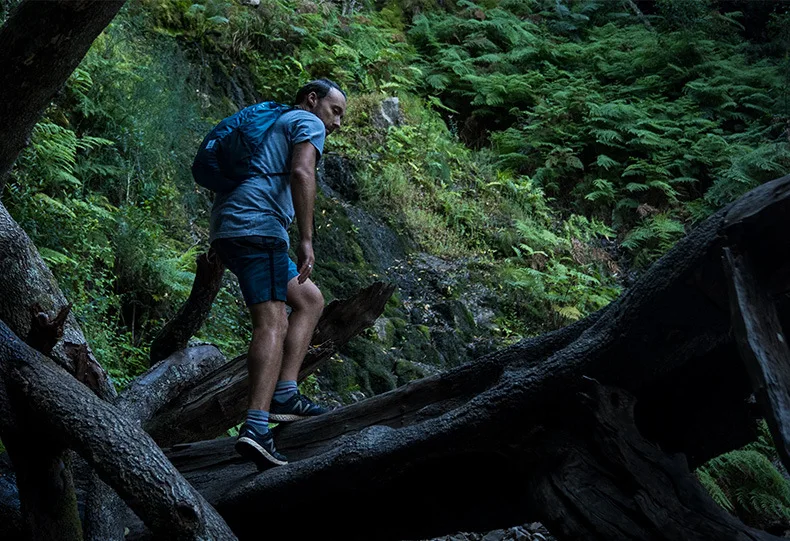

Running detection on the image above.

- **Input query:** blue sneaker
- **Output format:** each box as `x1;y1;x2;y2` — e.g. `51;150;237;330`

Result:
270;392;329;422
235;423;288;470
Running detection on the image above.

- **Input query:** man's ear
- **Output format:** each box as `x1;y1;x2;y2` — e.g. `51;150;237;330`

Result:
306;91;318;109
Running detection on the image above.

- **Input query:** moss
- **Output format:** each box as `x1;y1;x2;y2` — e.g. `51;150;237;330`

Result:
340;336;397;396
321;355;359;401
372;317;397;348
390;316;409;332
433;300;477;337
396;325;443;367
416;324;431;341
394;359;427;386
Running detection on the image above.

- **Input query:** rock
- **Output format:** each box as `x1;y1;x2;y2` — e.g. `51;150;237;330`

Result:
318;153;358;202
372;317;396;348
345;204;408;272
418;523;556;541
481;530;506;541
372;97;401;130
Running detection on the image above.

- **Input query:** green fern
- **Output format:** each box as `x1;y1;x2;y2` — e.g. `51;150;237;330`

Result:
697;421;790;530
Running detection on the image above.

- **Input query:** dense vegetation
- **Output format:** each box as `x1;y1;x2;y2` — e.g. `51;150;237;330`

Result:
3;0;790;532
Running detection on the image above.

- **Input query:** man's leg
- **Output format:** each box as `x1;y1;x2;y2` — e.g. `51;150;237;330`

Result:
215;236;294;468
281;277;324;380
247;300;289;411
235;299;291;468
269;277;327;421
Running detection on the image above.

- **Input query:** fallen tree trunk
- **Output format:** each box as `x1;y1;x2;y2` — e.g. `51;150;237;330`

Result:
724;246;790;472
0;322;237;540
84;345;230;540
163;175;790;540
527;384;776;541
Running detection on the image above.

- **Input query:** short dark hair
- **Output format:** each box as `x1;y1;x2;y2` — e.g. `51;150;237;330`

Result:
294;78;346;105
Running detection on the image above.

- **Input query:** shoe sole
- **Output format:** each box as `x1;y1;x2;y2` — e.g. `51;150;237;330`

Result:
235;437;288;470
269;413;309;422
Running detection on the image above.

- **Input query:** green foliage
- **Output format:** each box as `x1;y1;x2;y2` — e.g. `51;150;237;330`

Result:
7;0;790;400
5;7;248;381
410;0;790;267
501;212;620;331
697;421;790;531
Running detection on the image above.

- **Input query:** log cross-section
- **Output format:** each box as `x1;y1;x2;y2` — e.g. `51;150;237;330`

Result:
723;246;790;472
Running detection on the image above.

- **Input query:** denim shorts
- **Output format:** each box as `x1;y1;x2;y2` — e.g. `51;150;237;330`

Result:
212;236;299;306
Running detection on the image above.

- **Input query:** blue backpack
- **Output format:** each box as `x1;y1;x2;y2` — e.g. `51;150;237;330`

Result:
192;101;293;192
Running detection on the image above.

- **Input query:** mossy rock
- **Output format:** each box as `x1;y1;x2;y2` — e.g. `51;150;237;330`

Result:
341;336;397;396
415;324;431;341
396;325;443;368
371;317;397;348
433;300;477;337
432;329;470;368
320;355;359;401
394;358;427;386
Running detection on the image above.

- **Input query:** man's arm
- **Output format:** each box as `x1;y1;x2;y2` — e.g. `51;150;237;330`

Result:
290;141;318;284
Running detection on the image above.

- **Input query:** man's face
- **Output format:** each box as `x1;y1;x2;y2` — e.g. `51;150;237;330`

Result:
304;88;346;136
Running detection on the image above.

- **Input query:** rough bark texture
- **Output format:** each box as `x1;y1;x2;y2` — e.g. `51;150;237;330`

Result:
528;385;779;541
149;250;225;364
0;0;127;189
0;201;117;538
3;435;83;541
724;246;790;472
147;281;395;446
0;202;115;400
84;345;230;541
0;322;237;540
0;453;24;539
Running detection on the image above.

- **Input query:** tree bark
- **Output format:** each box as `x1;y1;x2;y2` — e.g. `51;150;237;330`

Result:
0;453;24;540
0;0;127;190
528;385;779;541
149;250;225;365
0;202;115;400
83;345;230;540
3;433;83;541
0;218;115;540
0;321;237;540
724;246;790;473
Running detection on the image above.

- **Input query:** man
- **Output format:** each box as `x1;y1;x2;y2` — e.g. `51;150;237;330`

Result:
209;79;346;468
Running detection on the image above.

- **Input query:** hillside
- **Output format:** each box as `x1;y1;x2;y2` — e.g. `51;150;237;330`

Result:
2;0;790;537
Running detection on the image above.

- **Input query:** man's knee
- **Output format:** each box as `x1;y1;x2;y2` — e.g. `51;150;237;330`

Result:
250;302;289;338
306;286;324;313
289;280;324;317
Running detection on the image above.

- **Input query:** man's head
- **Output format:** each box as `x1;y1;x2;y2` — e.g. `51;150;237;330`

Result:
294;79;347;136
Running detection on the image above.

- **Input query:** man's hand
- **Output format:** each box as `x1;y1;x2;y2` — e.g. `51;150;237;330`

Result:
296;239;315;284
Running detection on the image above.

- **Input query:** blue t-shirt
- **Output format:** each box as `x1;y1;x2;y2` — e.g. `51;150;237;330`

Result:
209;108;326;246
